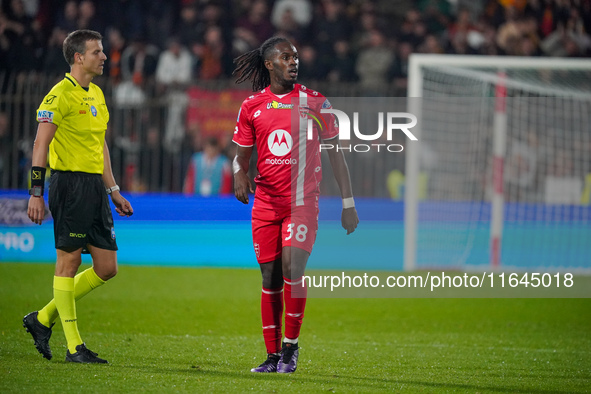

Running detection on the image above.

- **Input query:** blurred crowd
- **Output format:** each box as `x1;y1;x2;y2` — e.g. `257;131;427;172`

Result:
1;0;590;93
1;0;590;195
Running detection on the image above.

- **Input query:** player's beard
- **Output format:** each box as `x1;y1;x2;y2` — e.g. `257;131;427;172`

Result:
280;71;297;88
286;68;298;82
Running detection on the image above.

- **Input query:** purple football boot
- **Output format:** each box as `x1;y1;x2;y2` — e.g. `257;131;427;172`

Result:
277;342;299;373
250;354;280;373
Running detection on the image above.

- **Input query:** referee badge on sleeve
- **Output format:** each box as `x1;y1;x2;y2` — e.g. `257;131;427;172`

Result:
44;95;57;104
37;110;54;123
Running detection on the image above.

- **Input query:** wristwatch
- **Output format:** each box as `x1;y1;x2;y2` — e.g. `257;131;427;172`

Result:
106;185;120;194
29;186;43;197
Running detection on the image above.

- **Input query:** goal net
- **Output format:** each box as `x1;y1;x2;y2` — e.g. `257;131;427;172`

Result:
405;55;591;273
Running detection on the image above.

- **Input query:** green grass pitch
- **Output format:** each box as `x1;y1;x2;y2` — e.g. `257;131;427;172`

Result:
1;263;590;393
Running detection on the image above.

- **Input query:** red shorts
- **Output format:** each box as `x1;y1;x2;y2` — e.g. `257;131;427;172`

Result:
251;192;319;264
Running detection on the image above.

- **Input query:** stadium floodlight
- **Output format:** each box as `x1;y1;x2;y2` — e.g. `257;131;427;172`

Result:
405;54;591;273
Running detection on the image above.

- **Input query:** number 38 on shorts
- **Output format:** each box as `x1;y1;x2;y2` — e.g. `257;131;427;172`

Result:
282;217;318;252
285;223;309;242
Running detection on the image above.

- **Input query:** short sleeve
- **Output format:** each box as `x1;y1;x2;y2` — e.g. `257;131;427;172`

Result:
37;90;65;126
317;97;339;141
232;100;255;147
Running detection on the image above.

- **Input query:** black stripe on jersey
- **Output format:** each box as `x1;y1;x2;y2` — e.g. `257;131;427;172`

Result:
65;76;76;86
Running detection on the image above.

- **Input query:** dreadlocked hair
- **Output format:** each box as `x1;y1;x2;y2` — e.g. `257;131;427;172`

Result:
233;36;290;92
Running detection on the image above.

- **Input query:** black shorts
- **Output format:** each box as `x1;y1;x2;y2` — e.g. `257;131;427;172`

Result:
48;170;118;252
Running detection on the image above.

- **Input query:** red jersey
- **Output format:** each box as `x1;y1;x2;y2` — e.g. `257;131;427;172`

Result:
233;84;338;204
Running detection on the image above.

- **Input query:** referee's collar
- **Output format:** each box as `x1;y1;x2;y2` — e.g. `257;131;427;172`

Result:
64;73;90;92
64;73;77;87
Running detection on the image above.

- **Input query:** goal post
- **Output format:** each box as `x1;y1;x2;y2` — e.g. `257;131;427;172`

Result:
405;54;591;273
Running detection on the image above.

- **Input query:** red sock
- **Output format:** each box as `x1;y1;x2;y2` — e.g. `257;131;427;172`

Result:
261;286;283;354
283;276;307;341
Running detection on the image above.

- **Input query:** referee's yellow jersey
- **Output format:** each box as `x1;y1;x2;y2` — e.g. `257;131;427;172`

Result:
36;73;109;174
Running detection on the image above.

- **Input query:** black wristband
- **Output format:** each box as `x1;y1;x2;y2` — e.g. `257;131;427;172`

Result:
31;166;46;188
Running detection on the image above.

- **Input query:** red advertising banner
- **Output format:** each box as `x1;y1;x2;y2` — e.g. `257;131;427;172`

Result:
186;87;250;147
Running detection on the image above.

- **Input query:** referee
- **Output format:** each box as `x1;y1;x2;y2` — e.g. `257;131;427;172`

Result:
23;30;133;364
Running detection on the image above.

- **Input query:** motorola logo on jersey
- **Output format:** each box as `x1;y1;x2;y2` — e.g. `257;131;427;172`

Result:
267;129;292;157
